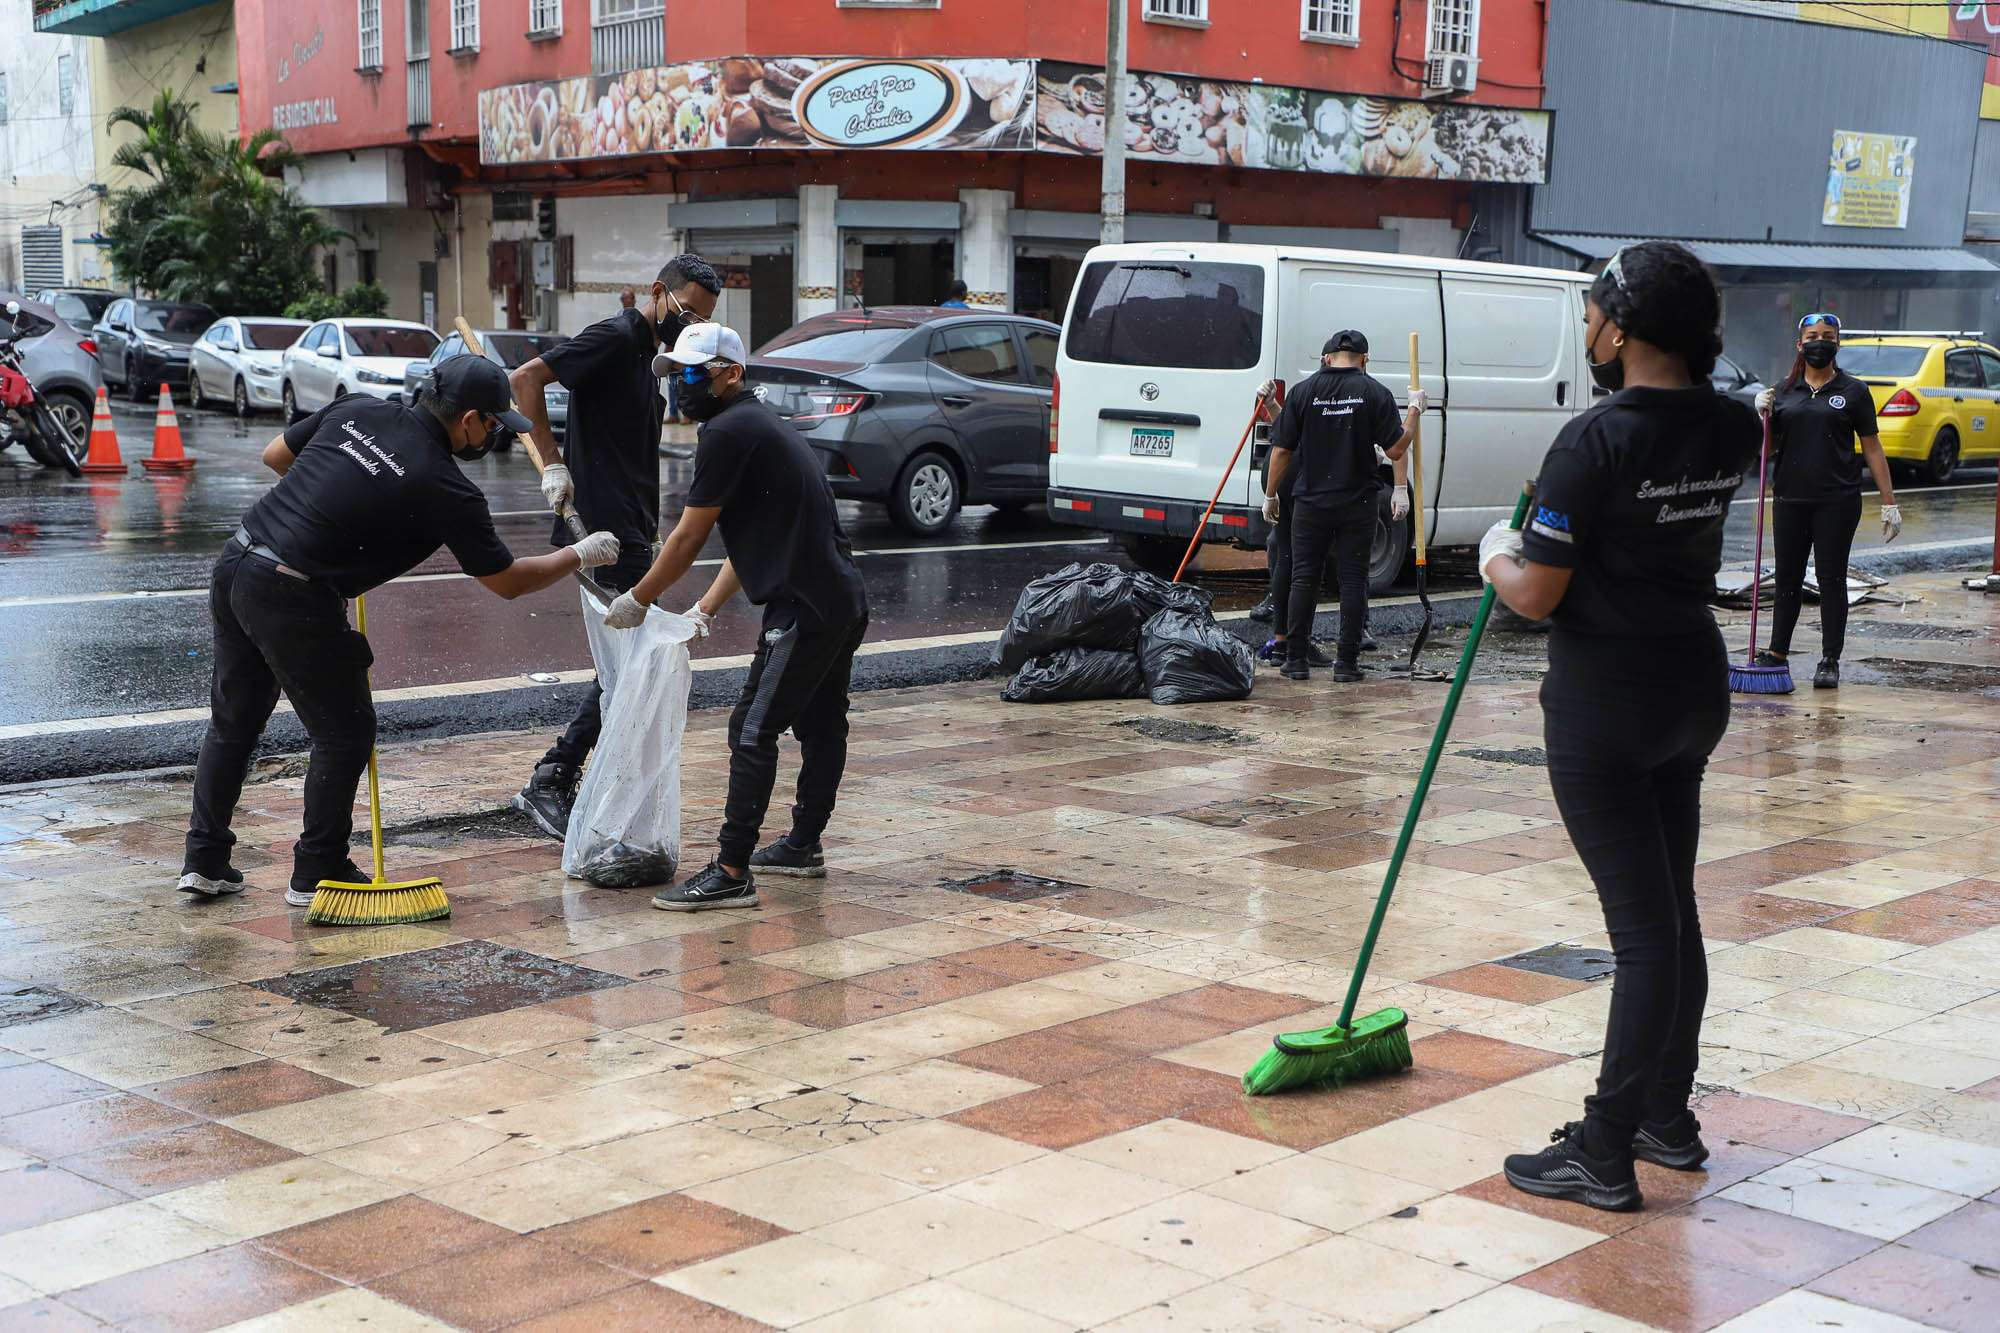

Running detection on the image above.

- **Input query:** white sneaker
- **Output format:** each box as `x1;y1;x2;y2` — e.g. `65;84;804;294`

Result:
284;887;317;907
177;871;246;897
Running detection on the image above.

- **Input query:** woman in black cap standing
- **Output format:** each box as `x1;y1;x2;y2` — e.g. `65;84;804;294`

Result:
1753;313;1901;689
1481;242;1758;1211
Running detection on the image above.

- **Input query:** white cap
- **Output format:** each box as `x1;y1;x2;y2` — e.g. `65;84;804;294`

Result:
654;321;745;376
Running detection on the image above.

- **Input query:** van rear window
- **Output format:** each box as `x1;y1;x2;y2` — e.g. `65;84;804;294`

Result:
1065;261;1265;370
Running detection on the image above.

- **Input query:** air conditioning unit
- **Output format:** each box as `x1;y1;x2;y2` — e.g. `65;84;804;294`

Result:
1423;51;1478;98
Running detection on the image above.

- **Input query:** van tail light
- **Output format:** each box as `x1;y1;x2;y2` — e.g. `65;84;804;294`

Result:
1049;371;1061;453
79;339;99;358
792;390;873;422
1879;388;1920;417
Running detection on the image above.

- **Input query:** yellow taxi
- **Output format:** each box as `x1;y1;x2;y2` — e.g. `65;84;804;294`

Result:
1838;332;2000;483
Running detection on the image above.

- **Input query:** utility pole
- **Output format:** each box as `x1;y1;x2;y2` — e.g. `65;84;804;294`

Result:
1100;0;1127;245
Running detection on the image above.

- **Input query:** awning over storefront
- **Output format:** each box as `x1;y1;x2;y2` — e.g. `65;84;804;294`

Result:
1534;233;2000;273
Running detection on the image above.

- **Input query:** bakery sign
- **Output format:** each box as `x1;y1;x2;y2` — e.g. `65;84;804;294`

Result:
476;55;1548;185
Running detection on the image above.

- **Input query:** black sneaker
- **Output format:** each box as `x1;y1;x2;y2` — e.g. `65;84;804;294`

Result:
1259;639;1331;668
1331;663;1364;684
1280;660;1311;681
652;861;759;912
750;839;825;878
1633;1111;1710;1171
1754;649;1789;668
512;762;579;840
1249;595;1275;624
1503;1122;1642;1212
177;864;245;897
1814;659;1839;690
288;858;365;908
1359;629;1380;653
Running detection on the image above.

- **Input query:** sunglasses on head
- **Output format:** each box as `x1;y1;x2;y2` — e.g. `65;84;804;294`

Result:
1799;313;1840;333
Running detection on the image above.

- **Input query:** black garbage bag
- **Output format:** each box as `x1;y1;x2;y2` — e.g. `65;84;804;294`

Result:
992;562;1153;672
1139;610;1257;706
1002;647;1147;704
1130;569;1214;620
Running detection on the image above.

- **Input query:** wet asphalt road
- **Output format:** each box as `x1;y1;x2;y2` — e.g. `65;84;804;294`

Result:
2;396;1993;774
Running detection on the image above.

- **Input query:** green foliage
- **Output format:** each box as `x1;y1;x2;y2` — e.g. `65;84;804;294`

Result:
282;282;391;321
103;92;345;316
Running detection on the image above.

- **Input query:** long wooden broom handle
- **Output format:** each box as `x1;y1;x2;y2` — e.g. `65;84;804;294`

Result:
1173;382;1278;584
453;316;588;542
353;594;386;886
1407;332;1427;569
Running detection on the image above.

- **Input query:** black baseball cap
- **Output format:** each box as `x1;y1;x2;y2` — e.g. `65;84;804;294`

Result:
428;353;533;433
1323;330;1369;355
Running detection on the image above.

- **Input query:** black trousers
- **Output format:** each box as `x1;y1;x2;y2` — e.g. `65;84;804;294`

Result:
186;544;375;883
540;556;648;771
1542;627;1729;1152
1285;495;1375;666
718;609;868;869
1768;494;1862;663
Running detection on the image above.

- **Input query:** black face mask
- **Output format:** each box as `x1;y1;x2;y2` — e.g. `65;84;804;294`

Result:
455;416;504;462
654;293;701;348
679;374;730;422
1800;340;1837;369
1587;323;1624;393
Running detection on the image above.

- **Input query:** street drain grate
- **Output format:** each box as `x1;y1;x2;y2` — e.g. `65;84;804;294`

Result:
1852;659;2000;694
1110;718;1254;746
0;985;97;1030
1847;622;1981;642
1498;943;1616;982
937;869;1090;902
255;941;630;1034
1458;747;1547;767
1182;795;1316;828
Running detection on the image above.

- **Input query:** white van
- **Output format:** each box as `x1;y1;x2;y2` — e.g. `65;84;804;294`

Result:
1047;243;1594;588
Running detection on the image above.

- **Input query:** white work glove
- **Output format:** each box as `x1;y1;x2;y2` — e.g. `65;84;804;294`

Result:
684;603;715;637
603;591;648;629
540;461;573;511
1262;493;1282;524
1479;521;1525;584
1754;388;1776;417
568;531;620;568
1881;503;1902;542
1407;388;1428;415
1390;487;1411;523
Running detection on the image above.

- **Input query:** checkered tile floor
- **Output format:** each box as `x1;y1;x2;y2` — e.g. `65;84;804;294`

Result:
2;572;1997;1330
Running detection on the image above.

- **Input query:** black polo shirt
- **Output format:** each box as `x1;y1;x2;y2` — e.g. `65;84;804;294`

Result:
686;393;867;629
1272;367;1403;506
541;308;665;558
241;393;513;598
1770;370;1878;503
1523;386;1758;638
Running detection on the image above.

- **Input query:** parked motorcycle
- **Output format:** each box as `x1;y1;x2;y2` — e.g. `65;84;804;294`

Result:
0;301;82;476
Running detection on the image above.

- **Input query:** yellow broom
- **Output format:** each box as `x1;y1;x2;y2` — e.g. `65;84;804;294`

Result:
306;594;449;926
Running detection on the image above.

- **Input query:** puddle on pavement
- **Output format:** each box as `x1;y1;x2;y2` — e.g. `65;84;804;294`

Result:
0;985;97;1029
1851;658;2000;694
1111;718;1253;746
1181;795;1317;828
1846;621;1982;642
254;940;629;1033
1457;747;1548;767
1499;943;1616;982
937;869;1091;902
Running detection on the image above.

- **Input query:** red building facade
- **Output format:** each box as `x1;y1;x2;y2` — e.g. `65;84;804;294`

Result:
235;1;1550;342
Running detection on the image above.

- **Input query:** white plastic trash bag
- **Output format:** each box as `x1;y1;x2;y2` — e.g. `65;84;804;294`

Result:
562;584;697;888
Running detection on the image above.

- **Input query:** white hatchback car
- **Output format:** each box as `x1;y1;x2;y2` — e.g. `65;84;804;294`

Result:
187;316;308;415
281;318;440;420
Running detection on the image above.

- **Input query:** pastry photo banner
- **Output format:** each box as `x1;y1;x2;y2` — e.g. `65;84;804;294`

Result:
1035;61;1550;184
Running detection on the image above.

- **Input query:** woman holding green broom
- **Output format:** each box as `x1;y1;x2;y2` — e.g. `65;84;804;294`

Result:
1480;242;1759;1212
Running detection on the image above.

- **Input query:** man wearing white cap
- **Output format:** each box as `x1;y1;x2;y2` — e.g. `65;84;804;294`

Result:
605;322;870;911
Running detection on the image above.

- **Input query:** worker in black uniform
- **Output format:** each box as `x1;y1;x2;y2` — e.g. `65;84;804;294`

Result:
1753;313;1902;690
178;357;620;905
510;253;721;838
1261;331;1424;681
1482;242;1758;1212
1257;445;1404;664
604;323;869;912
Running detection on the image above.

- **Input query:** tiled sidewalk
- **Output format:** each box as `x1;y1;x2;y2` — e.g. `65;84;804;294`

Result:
2;574;1998;1331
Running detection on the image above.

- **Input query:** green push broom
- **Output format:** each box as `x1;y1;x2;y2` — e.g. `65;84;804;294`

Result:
1244;484;1534;1096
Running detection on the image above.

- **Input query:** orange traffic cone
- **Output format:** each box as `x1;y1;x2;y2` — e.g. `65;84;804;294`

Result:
142;384;195;473
80;385;128;475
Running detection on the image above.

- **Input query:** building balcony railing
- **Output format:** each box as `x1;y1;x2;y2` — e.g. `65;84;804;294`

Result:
408;57;432;129
33;0;213;37
592;12;663;77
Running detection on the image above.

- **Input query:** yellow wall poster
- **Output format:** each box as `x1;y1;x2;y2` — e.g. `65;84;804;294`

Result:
1822;129;1916;229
